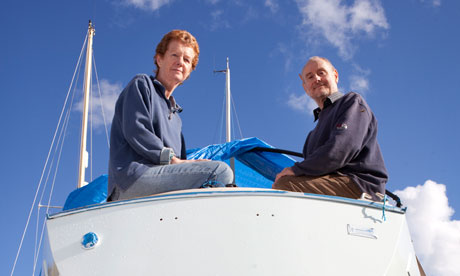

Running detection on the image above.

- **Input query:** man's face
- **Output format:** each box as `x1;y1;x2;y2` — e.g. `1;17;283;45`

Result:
299;58;339;104
156;40;195;87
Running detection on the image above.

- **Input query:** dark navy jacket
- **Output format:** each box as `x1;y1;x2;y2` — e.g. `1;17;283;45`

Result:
291;92;388;200
108;74;185;197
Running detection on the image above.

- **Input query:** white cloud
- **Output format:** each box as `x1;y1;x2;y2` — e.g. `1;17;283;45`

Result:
295;0;389;59
205;0;221;4
123;0;172;11
349;0;388;35
287;93;317;114
349;75;369;93
272;42;294;73
265;0;279;13
395;180;460;276
76;79;122;130
420;0;441;7
348;64;371;93
209;9;231;31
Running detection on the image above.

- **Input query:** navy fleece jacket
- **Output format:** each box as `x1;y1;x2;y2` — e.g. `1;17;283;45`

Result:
108;74;185;196
291;92;388;200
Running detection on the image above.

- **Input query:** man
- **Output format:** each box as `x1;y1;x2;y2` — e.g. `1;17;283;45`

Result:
273;56;388;201
108;30;233;201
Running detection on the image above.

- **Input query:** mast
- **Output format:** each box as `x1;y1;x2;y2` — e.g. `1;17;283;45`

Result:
215;58;235;178
225;58;231;143
225;58;235;179
77;21;95;188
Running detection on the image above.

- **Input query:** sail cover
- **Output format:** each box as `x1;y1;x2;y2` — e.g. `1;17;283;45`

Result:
63;137;297;210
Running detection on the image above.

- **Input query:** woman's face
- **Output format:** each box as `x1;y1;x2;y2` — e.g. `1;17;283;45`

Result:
156;40;196;89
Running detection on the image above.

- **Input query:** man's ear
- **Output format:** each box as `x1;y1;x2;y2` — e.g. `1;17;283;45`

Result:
299;73;303;83
334;69;339;84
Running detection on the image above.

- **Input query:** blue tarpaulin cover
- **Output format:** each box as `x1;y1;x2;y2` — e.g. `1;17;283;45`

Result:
62;137;296;211
63;174;108;210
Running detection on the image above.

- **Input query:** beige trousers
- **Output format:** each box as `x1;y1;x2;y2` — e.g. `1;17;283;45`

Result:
272;174;362;199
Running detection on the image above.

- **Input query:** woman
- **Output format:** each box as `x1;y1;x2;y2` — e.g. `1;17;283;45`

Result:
108;30;233;201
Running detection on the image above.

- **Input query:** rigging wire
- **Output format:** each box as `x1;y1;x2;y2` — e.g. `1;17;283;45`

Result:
212;64;244;144
218;90;226;143
230;93;244;140
211;74;227;144
32;38;84;275
90;76;93;181
32;35;84;272
32;105;68;270
32;31;83;273
33;103;74;275
10;32;89;276
93;54;111;149
32;45;85;272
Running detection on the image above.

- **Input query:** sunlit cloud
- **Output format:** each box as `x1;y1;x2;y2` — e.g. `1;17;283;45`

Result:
271;42;294;73
265;0;279;13
287;93;317;114
122;0;172;11
349;65;371;93
205;0;220;4
76;79;122;130
209;9;231;31
395;180;460;276
419;0;441;7
349;75;369;93
295;0;389;59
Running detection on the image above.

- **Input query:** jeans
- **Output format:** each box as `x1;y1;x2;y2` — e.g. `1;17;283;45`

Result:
113;160;234;201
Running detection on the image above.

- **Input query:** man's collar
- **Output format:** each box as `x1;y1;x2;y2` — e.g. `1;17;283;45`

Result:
313;92;344;121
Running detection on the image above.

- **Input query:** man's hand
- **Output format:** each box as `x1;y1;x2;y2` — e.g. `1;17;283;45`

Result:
274;167;295;182
170;156;209;164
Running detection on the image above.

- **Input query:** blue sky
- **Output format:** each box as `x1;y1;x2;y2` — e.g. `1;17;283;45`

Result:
2;0;460;275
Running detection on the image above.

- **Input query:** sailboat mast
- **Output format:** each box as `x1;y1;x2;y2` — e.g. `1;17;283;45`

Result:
225;57;231;143
224;58;235;179
214;58;235;178
77;21;95;188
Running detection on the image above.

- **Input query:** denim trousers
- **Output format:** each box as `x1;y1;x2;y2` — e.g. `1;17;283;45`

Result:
114;160;234;200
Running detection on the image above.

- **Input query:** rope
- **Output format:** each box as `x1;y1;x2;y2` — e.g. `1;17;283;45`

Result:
382;194;388;222
10;32;88;276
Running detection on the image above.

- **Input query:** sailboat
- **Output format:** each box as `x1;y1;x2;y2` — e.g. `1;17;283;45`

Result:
15;22;423;275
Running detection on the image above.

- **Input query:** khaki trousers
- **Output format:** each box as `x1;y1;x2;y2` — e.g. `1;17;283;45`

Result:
272;174;362;199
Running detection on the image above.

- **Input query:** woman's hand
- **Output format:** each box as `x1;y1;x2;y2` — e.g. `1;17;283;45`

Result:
170;156;209;164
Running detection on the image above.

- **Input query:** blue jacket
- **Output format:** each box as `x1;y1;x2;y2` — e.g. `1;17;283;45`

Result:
108;74;185;196
291;92;388;200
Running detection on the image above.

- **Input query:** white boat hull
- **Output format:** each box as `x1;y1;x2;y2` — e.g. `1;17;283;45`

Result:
43;188;420;275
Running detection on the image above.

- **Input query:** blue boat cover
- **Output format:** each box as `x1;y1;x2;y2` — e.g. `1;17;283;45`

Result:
62;137;296;210
63;174;108;210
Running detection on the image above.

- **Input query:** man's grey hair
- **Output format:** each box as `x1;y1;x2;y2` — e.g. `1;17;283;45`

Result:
307;56;337;72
